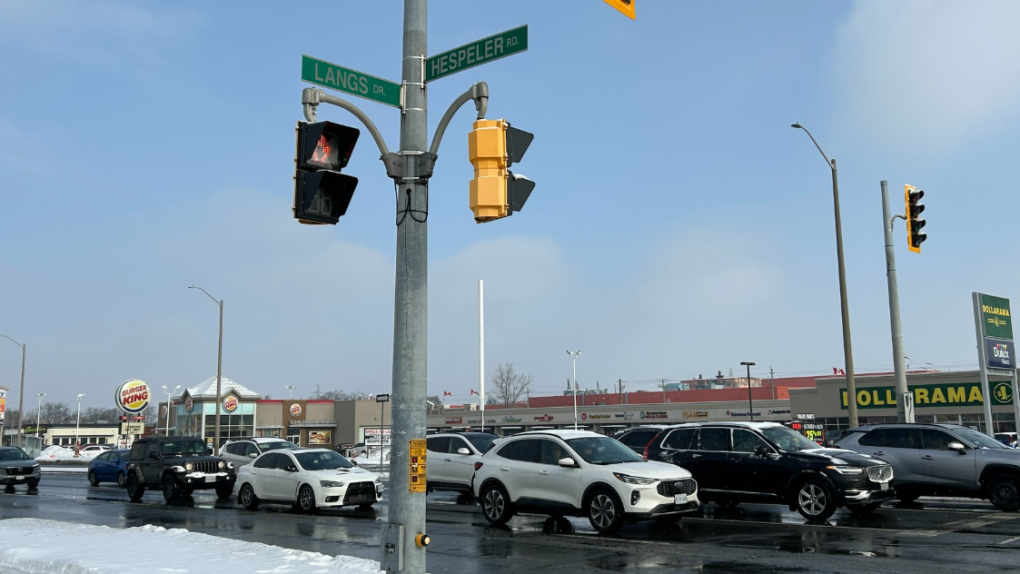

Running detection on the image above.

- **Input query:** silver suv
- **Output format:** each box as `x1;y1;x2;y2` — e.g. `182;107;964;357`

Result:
220;438;299;468
836;423;1020;510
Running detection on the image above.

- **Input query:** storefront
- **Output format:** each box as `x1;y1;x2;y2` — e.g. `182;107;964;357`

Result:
788;370;1019;441
164;377;262;447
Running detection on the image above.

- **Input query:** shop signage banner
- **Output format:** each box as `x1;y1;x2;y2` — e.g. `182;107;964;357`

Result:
308;431;331;444
0;388;6;424
840;381;1014;409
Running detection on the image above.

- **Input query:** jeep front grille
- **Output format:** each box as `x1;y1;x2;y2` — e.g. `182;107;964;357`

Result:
866;465;893;483
193;461;219;474
657;478;697;497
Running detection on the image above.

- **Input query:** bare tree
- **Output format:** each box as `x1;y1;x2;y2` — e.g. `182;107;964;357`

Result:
318;390;357;401
490;363;533;408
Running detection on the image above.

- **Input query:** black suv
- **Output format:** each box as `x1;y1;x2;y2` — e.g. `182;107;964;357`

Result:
644;422;895;520
125;437;236;502
613;425;671;455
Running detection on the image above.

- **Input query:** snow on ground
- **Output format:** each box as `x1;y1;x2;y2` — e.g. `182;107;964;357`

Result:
0;518;382;574
36;446;95;461
39;466;88;473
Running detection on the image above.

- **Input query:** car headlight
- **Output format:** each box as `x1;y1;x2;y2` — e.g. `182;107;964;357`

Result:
320;480;345;488
827;465;863;475
218;461;225;469
226;462;235;470
613;472;656;485
185;463;195;472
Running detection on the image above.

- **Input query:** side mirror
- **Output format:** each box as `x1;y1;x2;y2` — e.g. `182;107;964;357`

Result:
284;465;297;472
456;447;471;455
248;453;258;458
558;457;577;468
351;460;358;467
753;445;771;457
948;441;966;453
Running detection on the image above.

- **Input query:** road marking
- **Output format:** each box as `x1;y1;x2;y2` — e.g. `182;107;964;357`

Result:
998;536;1020;545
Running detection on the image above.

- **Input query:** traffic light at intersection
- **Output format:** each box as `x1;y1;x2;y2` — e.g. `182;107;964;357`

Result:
905;184;926;253
468;119;535;223
293;121;360;225
604;0;636;19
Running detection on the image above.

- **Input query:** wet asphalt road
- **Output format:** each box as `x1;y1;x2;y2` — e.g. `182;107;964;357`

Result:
2;473;1020;573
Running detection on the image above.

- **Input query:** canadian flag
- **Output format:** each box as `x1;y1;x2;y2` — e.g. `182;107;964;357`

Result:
470;389;479;395
443;391;452;397
833;367;846;375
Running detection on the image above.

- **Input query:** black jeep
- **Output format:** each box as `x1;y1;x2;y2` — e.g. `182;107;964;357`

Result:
125;437;236;502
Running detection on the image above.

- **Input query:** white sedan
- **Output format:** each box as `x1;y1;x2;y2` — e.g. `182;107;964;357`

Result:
236;448;383;512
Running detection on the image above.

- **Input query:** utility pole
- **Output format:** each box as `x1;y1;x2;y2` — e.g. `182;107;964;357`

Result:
882;180;914;422
769;367;775;400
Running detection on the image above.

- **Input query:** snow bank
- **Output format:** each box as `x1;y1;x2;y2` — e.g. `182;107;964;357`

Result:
36;446;77;461
0;518;383;574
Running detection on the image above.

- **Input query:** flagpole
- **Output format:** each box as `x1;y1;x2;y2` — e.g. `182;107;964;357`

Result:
479;279;485;433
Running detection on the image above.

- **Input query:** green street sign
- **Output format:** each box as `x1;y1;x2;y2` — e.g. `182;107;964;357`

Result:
980;293;1013;340
301;55;401;108
426;25;528;82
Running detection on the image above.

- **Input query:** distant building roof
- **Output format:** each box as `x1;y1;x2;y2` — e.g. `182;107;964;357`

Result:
176;376;262;400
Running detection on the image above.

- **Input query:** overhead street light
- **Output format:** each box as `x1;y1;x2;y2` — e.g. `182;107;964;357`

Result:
162;385;180;436
791;122;858;429
189;286;225;450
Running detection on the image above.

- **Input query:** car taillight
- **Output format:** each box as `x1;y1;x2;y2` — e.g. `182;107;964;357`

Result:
473;462;484;471
643;433;662;461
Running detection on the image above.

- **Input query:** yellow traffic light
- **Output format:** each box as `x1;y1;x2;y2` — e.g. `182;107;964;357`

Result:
468;119;509;223
604;0;636;20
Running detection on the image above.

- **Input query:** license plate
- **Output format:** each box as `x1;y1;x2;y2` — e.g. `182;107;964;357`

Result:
880;482;889;491
205;476;216;483
15;476;24;481
674;494;687;504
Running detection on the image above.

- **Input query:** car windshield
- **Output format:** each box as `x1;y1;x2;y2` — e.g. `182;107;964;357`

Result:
295;451;355;471
465;435;497;453
566;437;644;465
762;426;821;452
955;427;1009;449
260;440;299;451
160;440;209;456
0;449;30;461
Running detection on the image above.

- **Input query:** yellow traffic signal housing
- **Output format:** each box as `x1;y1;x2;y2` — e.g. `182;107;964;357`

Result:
468;119;535;223
904;184;927;253
604;0;636;20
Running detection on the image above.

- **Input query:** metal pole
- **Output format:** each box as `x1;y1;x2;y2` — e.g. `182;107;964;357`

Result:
16;344;24;448
75;395;83;450
215;299;223;449
830;159;858;428
380;400;385;468
386;1;428;571
479;279;484;431
974;292;996;435
882;181;913;422
572;356;578;429
35;394;44;438
1011;370;1020;437
747;365;754;421
792;125;858;428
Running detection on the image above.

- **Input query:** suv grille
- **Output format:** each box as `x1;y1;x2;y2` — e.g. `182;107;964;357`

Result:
658;478;697;497
343;481;377;504
5;467;33;476
866;465;893;483
193;461;220;474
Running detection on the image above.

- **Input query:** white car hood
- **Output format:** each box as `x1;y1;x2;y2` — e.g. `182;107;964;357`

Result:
307;467;378;480
606;460;692;480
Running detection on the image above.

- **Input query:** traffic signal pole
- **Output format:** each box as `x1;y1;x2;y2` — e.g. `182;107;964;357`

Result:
881;181;913;423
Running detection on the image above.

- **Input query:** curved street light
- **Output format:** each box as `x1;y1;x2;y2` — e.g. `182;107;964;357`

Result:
34;393;45;438
189;286;225;449
791;123;858;429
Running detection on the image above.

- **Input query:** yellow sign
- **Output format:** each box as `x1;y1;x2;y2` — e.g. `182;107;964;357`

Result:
409;439;427;493
604;0;636;20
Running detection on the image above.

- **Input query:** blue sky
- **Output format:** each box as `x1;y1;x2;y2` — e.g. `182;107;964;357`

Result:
2;0;1019;409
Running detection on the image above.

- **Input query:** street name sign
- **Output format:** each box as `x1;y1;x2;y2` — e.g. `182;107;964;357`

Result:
426;25;528;82
301;55;401;108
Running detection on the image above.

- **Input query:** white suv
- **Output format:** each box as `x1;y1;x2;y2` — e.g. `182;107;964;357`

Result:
220;438;299;468
472;430;699;533
426;432;499;496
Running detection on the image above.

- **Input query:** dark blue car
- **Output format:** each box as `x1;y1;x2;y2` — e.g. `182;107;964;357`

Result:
87;449;130;487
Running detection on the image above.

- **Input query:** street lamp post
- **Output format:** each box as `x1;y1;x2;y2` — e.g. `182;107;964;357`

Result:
34;393;45;438
285;385;296;400
75;393;86;452
566;350;582;430
375;394;390;468
0;335;26;448
791;122;859;429
740;362;756;421
189;286;224;450
161;385;180;436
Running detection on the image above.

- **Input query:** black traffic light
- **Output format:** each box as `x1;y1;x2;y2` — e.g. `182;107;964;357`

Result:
294;121;360;225
905;185;926;253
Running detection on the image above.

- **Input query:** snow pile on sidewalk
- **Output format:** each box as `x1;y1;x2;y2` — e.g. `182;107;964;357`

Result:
36;446;81;461
0;518;383;574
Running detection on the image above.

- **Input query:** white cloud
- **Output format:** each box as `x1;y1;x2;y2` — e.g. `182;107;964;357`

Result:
831;0;1020;153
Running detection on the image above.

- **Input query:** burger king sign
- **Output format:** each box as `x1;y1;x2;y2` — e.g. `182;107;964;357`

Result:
115;379;151;414
223;396;239;413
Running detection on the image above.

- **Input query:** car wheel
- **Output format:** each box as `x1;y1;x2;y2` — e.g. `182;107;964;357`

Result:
988;474;1020;511
847;503;881;515
586;489;626;534
298;484;317;513
480;483;514;526
238;483;260;510
215;483;233;500
794;479;836;521
117;472;126;487
87;471;100;487
126;474;144;502
162;474;181;503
